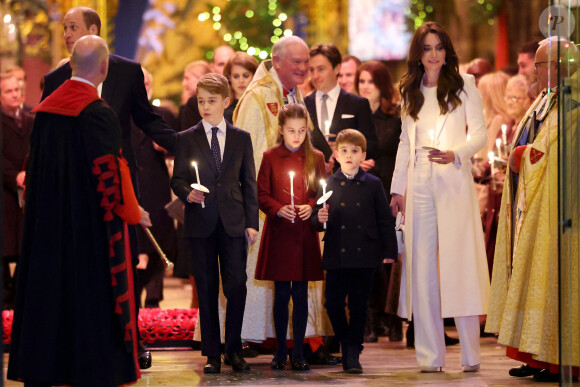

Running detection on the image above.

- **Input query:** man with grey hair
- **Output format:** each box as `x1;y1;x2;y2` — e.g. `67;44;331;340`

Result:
232;35;337;367
486;37;579;382
8;35;149;386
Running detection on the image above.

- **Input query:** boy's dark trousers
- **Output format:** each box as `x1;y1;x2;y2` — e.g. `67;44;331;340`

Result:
324;268;376;354
187;217;247;357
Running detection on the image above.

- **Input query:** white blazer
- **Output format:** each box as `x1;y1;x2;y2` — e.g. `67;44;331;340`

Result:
392;73;490;318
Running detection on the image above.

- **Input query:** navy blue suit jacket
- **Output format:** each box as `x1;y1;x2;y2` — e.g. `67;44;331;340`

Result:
305;88;378;161
170;121;259;238
41;54;177;171
312;168;397;270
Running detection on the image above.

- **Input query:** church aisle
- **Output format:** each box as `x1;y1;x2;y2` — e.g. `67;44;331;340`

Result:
3;276;553;385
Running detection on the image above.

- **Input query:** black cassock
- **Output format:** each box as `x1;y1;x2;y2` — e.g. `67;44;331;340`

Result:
8;80;140;386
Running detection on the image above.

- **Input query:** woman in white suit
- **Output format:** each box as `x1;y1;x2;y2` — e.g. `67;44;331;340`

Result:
390;22;490;373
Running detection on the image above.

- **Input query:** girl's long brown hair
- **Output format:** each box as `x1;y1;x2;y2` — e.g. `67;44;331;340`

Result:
276;104;319;193
399;22;464;121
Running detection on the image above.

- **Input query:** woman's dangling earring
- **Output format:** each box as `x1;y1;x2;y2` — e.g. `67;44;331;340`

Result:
417;60;422;66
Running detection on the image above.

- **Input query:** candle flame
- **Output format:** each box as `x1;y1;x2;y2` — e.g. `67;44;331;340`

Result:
501;124;507;133
320;179;326;187
488;152;494;163
496;138;502;147
466;134;471;141
191;161;197;167
289;171;294;178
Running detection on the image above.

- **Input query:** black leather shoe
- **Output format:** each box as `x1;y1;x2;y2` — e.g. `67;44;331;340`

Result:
225;352;250;372
137;342;152;369
532;369;559;382
271;355;287;370
241;344;259;358
344;356;363;374
308;348;341;365
509;364;541;377
444;333;459;346
364;331;378;343
204;356;221;374
291;357;310;371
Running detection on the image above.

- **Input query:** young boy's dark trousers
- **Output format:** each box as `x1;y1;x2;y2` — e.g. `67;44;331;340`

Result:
324;268;376;354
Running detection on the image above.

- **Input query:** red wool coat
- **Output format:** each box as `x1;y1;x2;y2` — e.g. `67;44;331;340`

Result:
255;144;326;281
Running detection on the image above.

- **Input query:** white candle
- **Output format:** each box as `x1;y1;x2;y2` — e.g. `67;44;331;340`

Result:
289;171;295;223
496;138;503;159
320;179;327;230
501;124;508;148
324;120;330;141
191;161;205;208
488;152;496;190
429;130;435;147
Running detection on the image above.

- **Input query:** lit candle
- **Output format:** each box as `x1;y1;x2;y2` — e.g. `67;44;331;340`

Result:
324;120;330;141
191;161;205;208
289;171;295;224
496;138;503;159
429;130;435;147
488;152;496;190
320;179;327;230
501;124;508;148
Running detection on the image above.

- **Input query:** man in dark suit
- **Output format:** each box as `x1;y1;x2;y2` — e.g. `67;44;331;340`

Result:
305;43;377;171
1;73;34;309
40;6;177;369
171;74;259;374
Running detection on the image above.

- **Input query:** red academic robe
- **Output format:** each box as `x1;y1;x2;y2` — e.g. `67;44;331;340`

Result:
8;80;141;386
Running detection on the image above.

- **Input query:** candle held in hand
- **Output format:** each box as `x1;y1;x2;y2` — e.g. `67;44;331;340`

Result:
191;161;205;208
320;179;327;230
289;171;295;224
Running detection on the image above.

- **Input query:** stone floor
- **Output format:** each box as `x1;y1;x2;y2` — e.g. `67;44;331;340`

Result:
3;276;558;386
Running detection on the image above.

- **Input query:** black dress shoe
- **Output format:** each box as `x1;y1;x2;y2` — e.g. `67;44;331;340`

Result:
291;357;310;371
532;369;559;382
241;344;259;358
204;356;221;374
509;363;541;377
444;333;459;346
308;348;342;365
225;352;250;372
364;331;378;343
137;341;152;369
271;355;287;370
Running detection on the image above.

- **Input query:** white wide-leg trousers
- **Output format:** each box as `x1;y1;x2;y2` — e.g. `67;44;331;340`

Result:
411;152;480;368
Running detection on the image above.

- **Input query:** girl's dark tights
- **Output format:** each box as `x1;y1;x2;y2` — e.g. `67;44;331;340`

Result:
273;280;308;360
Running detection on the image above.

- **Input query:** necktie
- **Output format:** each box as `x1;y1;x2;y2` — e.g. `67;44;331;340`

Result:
320;93;329;137
211;127;222;172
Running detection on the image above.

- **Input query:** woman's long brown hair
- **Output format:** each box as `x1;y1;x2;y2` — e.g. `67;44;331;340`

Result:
399;22;464;121
355;61;399;116
276;104;319;193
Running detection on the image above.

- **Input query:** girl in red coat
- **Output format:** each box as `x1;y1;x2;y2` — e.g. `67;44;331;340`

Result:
255;104;326;371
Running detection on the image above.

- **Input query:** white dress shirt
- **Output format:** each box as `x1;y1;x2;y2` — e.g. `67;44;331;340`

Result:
315;83;341;131
202;118;227;160
70;76;102;97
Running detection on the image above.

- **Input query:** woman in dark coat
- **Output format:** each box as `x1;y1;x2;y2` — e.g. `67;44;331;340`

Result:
355;61;403;342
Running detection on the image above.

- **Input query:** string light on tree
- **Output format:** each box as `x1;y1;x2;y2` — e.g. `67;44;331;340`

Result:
197;0;299;60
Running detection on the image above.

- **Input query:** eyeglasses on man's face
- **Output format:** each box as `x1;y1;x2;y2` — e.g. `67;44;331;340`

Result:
534;60;556;70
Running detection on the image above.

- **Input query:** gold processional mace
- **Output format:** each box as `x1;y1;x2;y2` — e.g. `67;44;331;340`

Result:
140;225;174;271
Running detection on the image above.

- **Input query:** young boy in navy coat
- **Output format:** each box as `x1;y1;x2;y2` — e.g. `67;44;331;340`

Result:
171;73;259;374
312;129;397;374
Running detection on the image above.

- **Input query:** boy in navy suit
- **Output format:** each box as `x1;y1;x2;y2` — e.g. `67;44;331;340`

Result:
313;129;397;374
171;73;259;374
